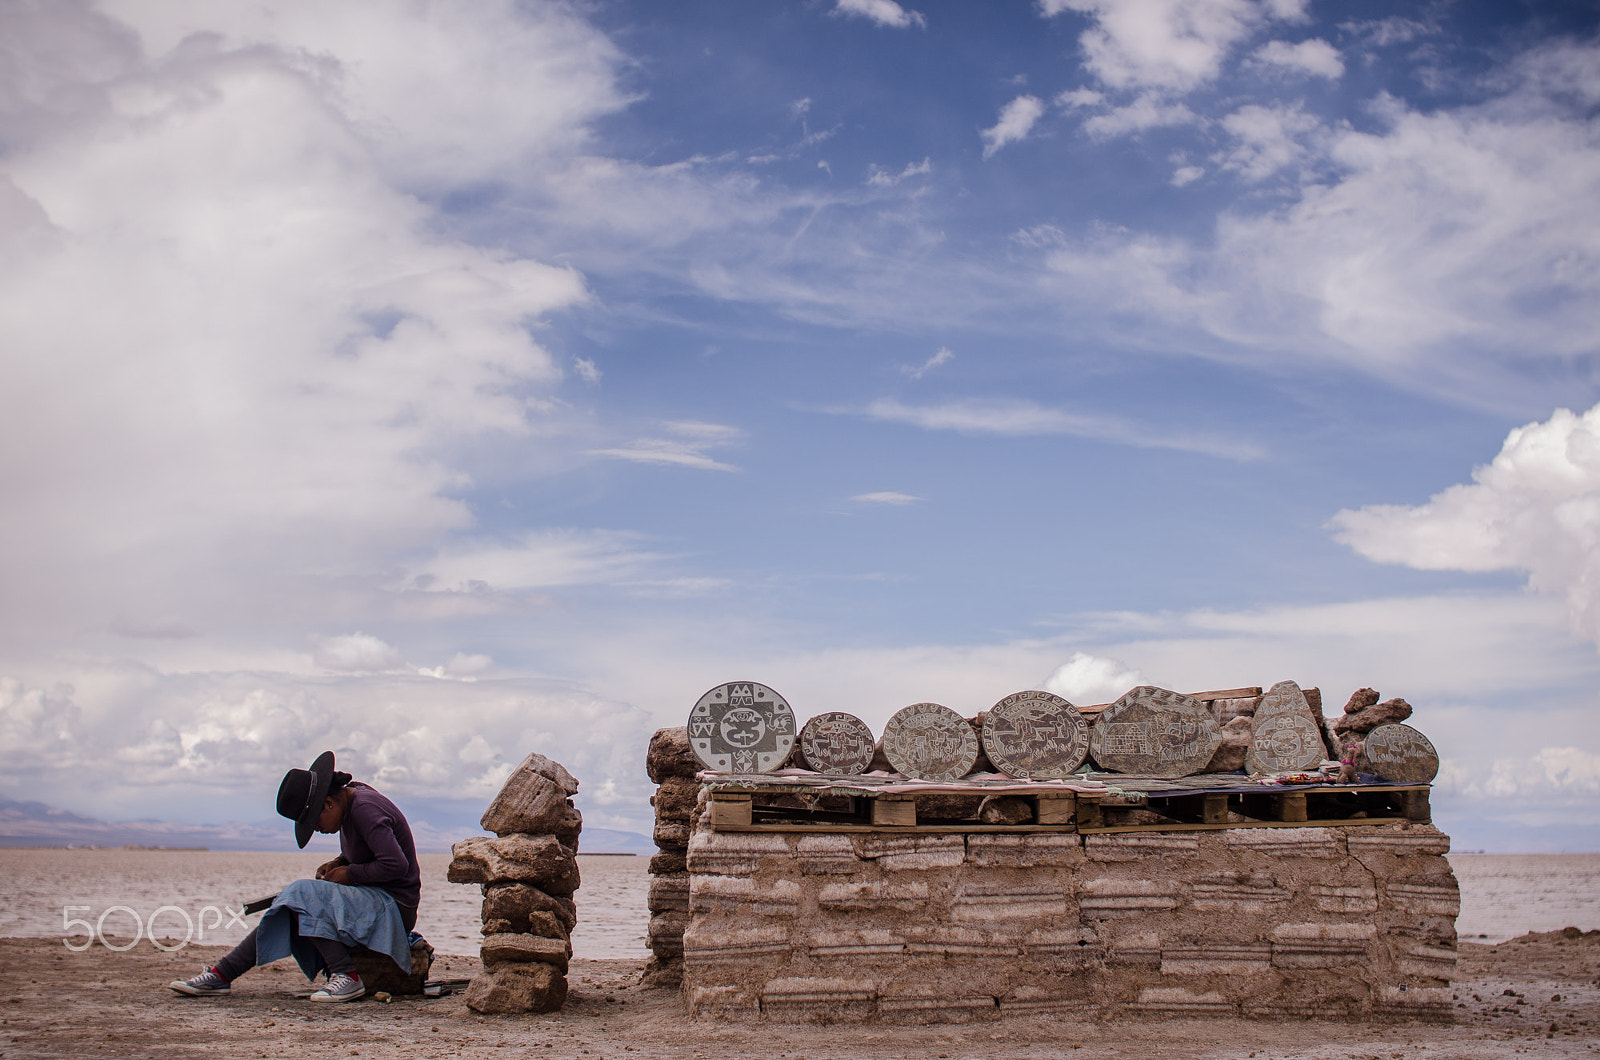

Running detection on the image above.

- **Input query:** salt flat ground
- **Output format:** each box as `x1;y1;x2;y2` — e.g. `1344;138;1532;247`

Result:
0;933;1597;1059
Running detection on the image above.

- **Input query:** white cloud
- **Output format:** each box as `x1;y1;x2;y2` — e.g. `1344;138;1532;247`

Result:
573;357;602;383
867;157;933;187
859;397;1264;461
1171;164;1205;186
852;491;922;506
1083;92;1197;137
1332;402;1600;651
901;346;954;379
313;633;405;674
1034;52;1600;403
1253;38;1344;79
1041;0;1306;93
1042;651;1144;705
587;420;744;472
411;529;662;593
982;95;1045;158
1217;102;1319;180
833;0;927;30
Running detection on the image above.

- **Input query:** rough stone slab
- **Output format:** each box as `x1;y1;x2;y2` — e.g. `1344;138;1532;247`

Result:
1212;696;1262;726
689;681;796;774
448;835;579;895
1271;922;1376;968
1080;879;1181;916
1124;987;1235;1016
647;912;689;956
482;910;569;942
651;776;700;820
647;726;699;783
686;831;793;875
904;924;1020;958
481;882;576;934
1088;686;1222;777
881;702;980;781
877;992;999;1022
1108;932;1162;965
688;984;760;1019
649;850;687;875
854;834;965;860
1381;878;1461;916
965;833;1083;868
1372;985;1453;1020
465;960;567;1014
1308;882;1379;913
817;880;929;912
760;978;877;1022
690;875;800;917
806;929;908;959
1160;942;1272;975
1346;825;1451;859
1334;691;1412;735
1202;715;1252;773
796;834;861;874
1023;927;1104;970
1190;870;1292;909
647;875;690;914
1226;827;1343;858
654;819;692;848
977;795;1034;825
1085;833;1200;861
480;932;570;971
951;882;1066;920
682;923;791;963
1001;992;1097;1017
478;752;579;837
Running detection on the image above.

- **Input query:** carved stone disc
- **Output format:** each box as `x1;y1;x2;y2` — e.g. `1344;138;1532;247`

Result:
1088;686;1222;777
1245;712;1328;774
981;690;1088;778
881;702;979;782
1362;723;1439;783
797;712;877;776
687;681;796;774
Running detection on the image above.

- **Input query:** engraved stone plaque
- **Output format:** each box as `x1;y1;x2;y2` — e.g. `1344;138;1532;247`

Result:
1363;723;1439;783
1256;679;1314;720
797;712;877;776
688;681;796;774
1245;712;1327;774
1088;686;1222;777
981;690;1089;779
881;702;979;781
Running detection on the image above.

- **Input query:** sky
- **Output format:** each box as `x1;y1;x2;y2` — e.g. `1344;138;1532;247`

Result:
2;0;1599;853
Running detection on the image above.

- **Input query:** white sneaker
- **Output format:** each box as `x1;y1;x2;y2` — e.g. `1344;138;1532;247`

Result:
309;972;365;1003
170;967;231;996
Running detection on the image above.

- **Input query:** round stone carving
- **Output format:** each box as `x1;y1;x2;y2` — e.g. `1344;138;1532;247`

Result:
1363;723;1439;783
1088;686;1222;777
881;702;979;782
981;690;1088;779
797;712;877;776
687;681;796;774
1245;712;1327;774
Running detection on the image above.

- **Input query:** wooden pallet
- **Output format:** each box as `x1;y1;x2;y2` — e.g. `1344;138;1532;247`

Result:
706;783;1430;834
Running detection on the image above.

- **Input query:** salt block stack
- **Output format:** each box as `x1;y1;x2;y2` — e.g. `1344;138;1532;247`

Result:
1328;688;1413;767
681;821;1459;1022
644;726;701;986
449;752;583;1014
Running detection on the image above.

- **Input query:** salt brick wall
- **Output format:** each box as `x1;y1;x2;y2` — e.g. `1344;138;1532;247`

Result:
681;819;1459;1023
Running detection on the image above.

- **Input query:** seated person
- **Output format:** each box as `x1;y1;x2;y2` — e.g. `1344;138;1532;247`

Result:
170;751;422;1002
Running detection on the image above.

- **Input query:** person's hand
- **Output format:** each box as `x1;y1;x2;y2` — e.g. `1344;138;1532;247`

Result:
315;859;346;881
322;865;351;885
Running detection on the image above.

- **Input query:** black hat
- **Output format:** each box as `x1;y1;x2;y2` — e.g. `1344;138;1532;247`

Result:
276;751;336;849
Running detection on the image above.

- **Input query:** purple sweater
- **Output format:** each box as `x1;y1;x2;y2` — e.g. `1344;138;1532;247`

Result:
338;782;421;911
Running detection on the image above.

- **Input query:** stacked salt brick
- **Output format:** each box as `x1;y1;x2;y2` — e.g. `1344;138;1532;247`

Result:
448;752;583;1014
681;821;1459;1023
643;726;700;986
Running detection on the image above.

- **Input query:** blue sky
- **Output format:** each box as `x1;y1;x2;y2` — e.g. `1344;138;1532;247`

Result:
2;0;1598;852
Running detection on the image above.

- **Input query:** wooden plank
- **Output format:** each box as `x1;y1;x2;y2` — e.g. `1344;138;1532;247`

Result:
1036;794;1076;826
1275;792;1308;823
1203;793;1228;825
1185;687;1262;701
710;816;1408;835
709;794;752;829
1078;817;1406;834
871;796;917;827
1077;797;1103;830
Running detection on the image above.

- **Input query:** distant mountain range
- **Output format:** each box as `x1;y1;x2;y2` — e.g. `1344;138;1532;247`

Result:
0;795;653;855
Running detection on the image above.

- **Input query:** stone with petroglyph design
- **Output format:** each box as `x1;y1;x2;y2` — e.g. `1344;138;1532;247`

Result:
1362;722;1439;783
797;711;876;775
980;690;1089;778
1245;711;1327;774
687;681;796;774
881;702;979;781
1087;686;1221;777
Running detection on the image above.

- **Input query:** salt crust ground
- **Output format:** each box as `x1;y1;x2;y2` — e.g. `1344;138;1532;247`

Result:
0;932;1596;1059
